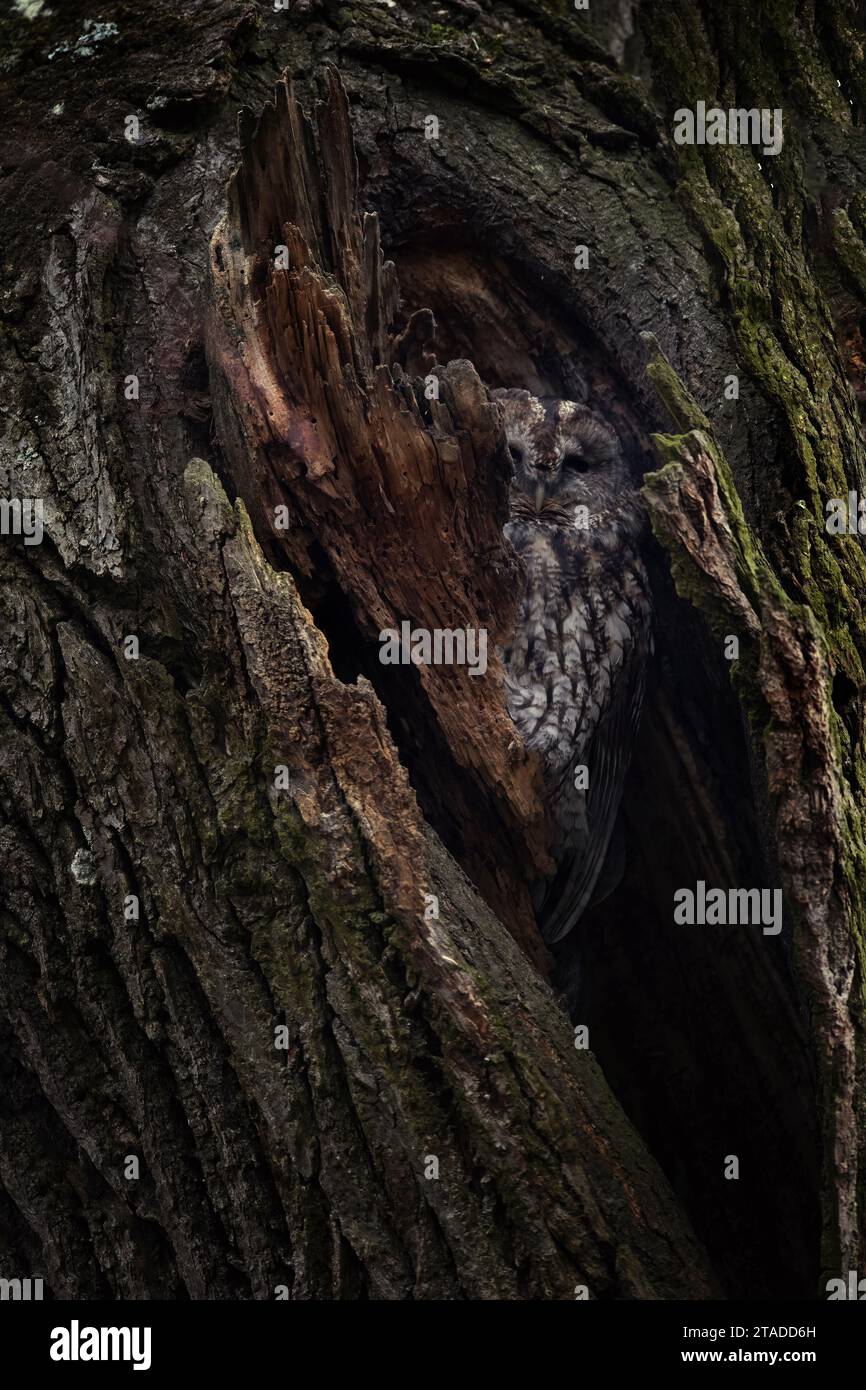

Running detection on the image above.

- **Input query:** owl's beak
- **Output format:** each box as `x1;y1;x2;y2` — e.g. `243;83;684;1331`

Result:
534;483;546;514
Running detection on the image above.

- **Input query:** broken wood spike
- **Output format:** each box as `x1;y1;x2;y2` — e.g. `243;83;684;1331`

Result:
208;68;553;964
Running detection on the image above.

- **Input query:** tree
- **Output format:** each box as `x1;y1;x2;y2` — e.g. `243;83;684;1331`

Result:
0;0;862;1300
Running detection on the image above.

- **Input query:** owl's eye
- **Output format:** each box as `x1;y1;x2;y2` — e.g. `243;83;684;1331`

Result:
561;450;590;473
507;441;526;466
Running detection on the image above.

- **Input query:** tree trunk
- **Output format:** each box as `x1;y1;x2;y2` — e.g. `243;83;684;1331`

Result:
0;0;862;1301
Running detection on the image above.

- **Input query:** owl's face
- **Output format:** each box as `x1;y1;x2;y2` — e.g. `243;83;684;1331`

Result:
494;389;633;528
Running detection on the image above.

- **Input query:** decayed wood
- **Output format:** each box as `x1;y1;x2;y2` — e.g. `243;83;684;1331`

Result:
206;70;552;965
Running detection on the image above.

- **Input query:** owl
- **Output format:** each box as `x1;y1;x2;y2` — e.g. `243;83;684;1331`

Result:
494;388;652;945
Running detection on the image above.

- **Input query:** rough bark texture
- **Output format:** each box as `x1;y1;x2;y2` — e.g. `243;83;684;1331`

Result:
0;0;863;1300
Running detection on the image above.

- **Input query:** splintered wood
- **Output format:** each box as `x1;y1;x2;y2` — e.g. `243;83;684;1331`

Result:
206;70;551;965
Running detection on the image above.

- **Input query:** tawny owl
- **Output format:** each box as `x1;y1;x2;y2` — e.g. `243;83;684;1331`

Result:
494;388;652;944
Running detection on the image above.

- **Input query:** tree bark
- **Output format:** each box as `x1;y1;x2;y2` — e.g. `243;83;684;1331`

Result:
0;0;863;1300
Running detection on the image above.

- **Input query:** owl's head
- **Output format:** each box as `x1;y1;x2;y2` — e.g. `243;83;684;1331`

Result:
493;388;634;528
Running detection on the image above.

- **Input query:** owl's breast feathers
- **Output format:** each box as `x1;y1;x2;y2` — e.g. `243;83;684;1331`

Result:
501;513;652;943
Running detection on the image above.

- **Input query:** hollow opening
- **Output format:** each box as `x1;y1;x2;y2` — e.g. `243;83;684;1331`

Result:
557;551;820;1298
370;236;822;1298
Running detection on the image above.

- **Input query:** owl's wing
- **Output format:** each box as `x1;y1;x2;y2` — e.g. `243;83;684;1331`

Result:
536;636;648;945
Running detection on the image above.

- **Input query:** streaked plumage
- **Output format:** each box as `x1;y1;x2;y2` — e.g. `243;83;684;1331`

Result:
494;388;652;944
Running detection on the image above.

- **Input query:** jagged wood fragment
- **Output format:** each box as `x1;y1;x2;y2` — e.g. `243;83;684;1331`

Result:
207;70;553;960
